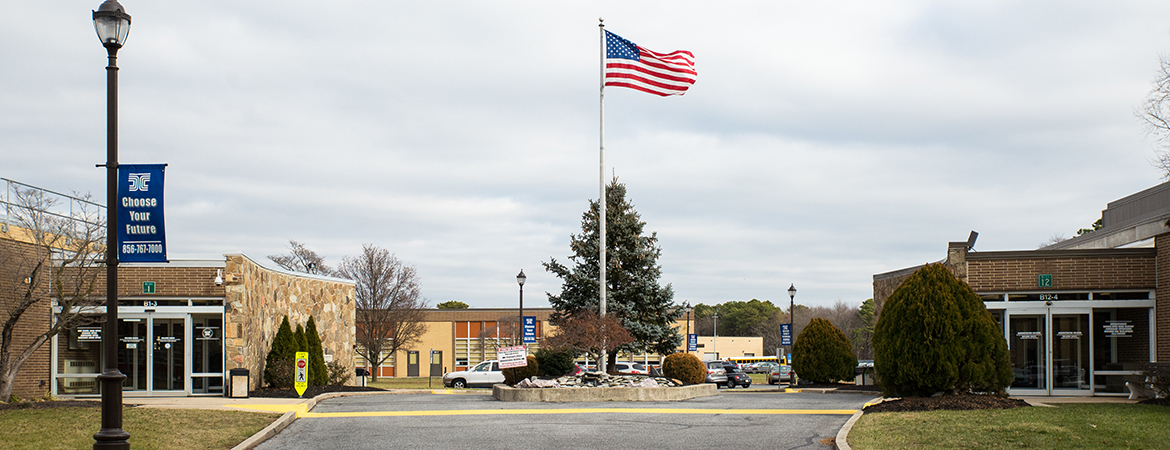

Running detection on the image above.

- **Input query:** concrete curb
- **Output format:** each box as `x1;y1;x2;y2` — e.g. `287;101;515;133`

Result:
231;409;298;450
492;383;718;402
833;409;864;450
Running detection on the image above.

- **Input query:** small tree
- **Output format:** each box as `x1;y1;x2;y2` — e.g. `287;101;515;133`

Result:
436;301;469;309
792;317;856;384
336;244;427;382
264;316;297;389
305;316;328;386
541;309;634;368
268;240;333;275
873;263;1012;397
294;323;308;353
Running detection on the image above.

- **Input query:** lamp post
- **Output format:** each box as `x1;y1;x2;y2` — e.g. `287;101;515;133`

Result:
712;311;718;360
787;283;797;385
92;1;131;449
516;269;526;340
684;301;690;354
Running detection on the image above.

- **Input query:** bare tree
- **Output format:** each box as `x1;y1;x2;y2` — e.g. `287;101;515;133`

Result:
335;245;426;381
1139;56;1170;179
542;309;634;366
268;240;333;276
1;187;104;401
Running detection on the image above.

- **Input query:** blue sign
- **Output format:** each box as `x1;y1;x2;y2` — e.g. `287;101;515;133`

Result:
522;316;536;343
780;323;792;346
117;164;167;263
687;333;697;352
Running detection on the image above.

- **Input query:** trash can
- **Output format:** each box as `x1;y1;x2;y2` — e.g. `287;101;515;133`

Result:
227;368;250;398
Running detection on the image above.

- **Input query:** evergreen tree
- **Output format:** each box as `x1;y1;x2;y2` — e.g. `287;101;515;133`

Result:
306;316;328;386
873;263;1013;397
792;317;857;383
543;178;683;368
264;316;297;388
294;323;308;354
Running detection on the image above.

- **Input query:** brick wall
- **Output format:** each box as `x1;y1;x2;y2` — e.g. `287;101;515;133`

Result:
0;236;53;399
92;265;224;298
966;251;1156;292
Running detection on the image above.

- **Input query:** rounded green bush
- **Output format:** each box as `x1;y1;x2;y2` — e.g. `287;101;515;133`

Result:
535;348;576;377
792;317;857;383
661;352;706;385
873;263;1013;397
503;355;540;385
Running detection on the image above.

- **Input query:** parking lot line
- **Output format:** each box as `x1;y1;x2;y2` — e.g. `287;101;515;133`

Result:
296;408;858;418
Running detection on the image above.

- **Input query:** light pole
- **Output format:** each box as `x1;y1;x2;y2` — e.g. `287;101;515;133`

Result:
712;311;718;360
516;269;526;340
788;283;797;385
92;1;131;449
684;301;690;354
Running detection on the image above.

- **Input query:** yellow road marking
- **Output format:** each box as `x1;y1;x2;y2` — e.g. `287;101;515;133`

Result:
227;404;309;415
296;408;858;418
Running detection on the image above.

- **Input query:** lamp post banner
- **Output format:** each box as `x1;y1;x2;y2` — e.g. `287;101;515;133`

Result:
780;323;792;346
117;163;167;262
522;316;536;343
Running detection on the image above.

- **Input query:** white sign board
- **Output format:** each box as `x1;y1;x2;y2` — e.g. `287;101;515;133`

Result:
497;345;528;369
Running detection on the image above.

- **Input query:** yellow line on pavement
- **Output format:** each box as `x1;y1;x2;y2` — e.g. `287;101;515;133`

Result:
296;408;858;418
227;404;309;414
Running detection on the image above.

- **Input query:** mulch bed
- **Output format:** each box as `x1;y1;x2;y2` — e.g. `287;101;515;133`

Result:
1138;397;1170;407
864;394;1029;413
794;382;879;391
248;385;385;398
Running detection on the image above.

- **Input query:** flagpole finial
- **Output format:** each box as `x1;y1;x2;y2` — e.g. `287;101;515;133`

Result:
599;17;604;27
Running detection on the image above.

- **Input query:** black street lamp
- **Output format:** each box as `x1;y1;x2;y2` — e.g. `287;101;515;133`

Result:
787;283;797;384
93;1;131;449
684;301;691;354
516;269;526;335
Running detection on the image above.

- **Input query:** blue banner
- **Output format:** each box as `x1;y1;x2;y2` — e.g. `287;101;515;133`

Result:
780;323;792;346
687;333;697;352
522;316;536;343
117;164;167;263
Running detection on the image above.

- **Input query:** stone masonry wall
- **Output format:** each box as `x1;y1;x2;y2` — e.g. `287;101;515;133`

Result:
1158;234;1170;362
223;254;356;389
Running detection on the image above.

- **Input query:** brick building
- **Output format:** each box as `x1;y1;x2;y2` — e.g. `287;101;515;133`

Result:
874;182;1170;396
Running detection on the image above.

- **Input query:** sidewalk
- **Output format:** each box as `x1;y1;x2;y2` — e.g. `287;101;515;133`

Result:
1015;396;1139;407
122;395;312;412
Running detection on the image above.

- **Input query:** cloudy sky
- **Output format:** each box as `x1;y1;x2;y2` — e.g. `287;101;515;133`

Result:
5;1;1170;309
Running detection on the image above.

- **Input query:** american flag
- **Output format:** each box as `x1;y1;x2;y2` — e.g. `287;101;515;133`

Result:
604;30;696;96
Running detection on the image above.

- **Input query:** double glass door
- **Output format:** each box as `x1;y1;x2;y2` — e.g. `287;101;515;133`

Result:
1006;309;1090;395
117;315;186;393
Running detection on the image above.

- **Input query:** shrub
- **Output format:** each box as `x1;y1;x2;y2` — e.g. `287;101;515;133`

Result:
535;348;576;377
793;317;857;383
327;360;352;386
873;263;1013;397
661;352;706;385
306;316;328;386
502;355;540;385
294;323;308;353
264;316;297;388
1144;363;1170;398
264;359;295;390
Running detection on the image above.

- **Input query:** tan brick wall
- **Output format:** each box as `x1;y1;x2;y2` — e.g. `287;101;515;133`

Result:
222;254;356;389
93;266;225;298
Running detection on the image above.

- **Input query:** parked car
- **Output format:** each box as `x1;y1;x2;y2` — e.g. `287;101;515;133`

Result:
725;368;752;388
613;362;648;375
705;366;728;387
443;360;504;388
768;364;793;384
748;362;778;374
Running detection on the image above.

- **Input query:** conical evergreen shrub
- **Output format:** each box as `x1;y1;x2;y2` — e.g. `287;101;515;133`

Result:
264;316;297;388
873;263;1012;397
294;323;308;354
306;316;329;386
792;317;857;383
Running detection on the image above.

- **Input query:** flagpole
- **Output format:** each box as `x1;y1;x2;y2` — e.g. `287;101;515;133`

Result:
597;17;608;375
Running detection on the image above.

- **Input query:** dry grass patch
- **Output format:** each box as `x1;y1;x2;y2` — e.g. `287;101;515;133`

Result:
0;406;279;450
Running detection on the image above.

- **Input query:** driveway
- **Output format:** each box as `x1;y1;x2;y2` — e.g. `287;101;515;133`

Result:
255;390;875;450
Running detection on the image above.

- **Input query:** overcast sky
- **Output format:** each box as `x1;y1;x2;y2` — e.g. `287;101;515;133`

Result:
5;1;1170;309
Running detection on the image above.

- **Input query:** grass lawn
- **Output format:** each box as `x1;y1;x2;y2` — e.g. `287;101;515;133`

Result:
849;403;1168;449
0;406;279;450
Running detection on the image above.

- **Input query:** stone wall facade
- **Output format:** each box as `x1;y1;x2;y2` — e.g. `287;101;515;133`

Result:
1157;234;1170;362
223;254;356;389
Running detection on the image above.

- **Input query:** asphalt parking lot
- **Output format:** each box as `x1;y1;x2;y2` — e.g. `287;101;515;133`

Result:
256;389;875;450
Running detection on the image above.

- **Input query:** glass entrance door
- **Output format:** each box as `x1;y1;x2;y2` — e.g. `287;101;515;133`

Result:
153;319;185;391
1009;315;1045;391
1052;314;1090;393
117;318;148;391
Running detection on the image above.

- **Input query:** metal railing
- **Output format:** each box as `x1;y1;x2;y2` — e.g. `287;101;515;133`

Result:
1;177;105;228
